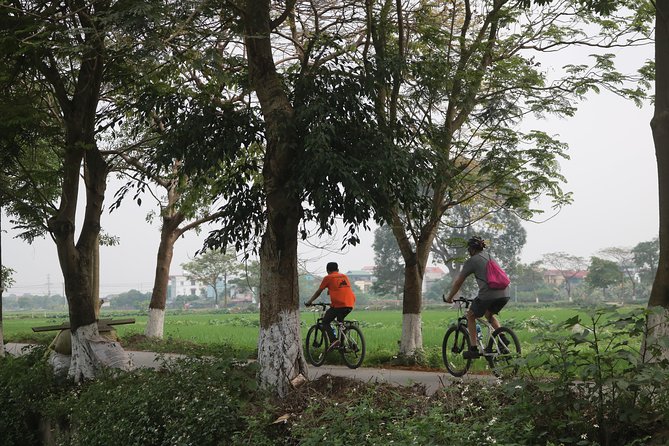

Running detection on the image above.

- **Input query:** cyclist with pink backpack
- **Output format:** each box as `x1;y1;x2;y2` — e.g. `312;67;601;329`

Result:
443;236;511;359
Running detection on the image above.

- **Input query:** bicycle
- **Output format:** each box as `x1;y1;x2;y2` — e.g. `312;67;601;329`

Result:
442;297;521;378
304;302;366;369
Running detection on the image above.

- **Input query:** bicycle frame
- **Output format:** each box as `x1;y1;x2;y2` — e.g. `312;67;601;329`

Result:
305;301;366;369
453;298;503;356
443;297;520;377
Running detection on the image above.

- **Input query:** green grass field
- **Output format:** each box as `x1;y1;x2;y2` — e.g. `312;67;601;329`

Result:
3;304;596;370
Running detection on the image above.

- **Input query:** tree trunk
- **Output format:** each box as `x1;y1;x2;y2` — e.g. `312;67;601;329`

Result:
392;218;438;359
0;210;4;358
245;0;308;396
647;0;669;361
0;287;3;358
400;259;424;358
52;145;112;381
145;215;183;338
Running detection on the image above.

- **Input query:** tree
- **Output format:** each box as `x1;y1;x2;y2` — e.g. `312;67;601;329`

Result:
230;260;260;297
586;256;622;298
0;0;167;380
360;0;645;359
525;0;667;363
201;0;405;396
110;152;229;337
432;206;527;283
597;247;637;300
632;237;659;288
110;290;151;311
372;226;405;297
181;251;240;307
105;6;260;338
649;0;669;360
0;246;14;358
541;252;588;301
513;261;547;302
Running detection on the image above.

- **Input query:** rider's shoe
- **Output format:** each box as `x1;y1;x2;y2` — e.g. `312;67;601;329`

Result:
463;346;480;359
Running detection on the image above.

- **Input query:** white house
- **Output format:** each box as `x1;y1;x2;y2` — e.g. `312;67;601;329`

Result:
168;275;207;300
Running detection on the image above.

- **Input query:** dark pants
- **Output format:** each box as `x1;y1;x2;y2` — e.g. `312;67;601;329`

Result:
470;296;510;318
322;307;352;342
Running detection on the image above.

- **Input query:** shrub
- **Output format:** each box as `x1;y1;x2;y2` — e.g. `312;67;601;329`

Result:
0;346;61;446
510;306;669;445
45;357;261;446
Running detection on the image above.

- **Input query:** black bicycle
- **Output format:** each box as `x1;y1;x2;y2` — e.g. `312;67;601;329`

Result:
442;297;521;377
304;302;366;369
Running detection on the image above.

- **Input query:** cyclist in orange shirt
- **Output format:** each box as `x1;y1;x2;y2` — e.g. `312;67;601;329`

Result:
305;262;356;351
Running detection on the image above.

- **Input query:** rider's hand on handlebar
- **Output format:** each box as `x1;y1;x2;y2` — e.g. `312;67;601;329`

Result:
442;294;454;304
305;302;312;307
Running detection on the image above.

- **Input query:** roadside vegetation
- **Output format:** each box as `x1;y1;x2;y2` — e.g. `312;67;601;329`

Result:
2;305;667;445
3;305;632;371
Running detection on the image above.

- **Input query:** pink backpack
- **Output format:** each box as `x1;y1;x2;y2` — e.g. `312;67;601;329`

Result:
486;257;510;290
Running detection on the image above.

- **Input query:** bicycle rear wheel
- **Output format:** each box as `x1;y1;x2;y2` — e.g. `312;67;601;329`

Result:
486;326;521;378
305;324;328;367
442;325;472;377
340;325;365;369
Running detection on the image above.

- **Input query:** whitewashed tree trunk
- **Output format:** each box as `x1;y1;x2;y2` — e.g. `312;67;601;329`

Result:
68;322;133;382
399;313;423;357
144;308;165;339
643;306;669;362
257;310;308;397
0;329;4;358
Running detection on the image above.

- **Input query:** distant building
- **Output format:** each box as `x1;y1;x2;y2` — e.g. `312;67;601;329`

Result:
543;270;588;286
346;269;375;293
168;275;207;300
423;266;446;292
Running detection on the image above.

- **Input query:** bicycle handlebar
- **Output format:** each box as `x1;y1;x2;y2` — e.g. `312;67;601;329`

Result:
305;302;330;309
442;295;474;305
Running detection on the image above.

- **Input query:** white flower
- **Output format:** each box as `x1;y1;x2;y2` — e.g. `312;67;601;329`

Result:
581;434;588;440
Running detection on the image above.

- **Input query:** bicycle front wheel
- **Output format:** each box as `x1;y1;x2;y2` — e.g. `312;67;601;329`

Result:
486;326;521;378
305;324;328;367
340;325;365;369
442;325;472;377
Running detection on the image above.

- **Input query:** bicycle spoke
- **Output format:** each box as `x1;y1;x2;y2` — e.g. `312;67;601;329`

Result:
443;325;472;377
340;325;365;369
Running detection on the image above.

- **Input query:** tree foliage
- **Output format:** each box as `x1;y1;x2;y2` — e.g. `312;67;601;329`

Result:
632;237;659;287
433;205;527;277
372;225;405;296
586;256;622;295
181;250;241;305
0;265;14;290
542;252;588;300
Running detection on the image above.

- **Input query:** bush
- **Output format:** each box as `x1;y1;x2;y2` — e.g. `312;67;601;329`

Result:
510;305;669;445
45;357;261;446
0;346;61;446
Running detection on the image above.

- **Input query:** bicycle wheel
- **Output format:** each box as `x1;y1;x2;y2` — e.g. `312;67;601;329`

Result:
340;325;365;369
442;324;472;377
486;326;521;378
305;324;328;367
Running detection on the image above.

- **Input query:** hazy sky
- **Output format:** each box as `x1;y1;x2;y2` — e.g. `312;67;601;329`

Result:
2;45;658;297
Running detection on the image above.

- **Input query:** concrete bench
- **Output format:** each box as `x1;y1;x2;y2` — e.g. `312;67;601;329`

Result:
31;318;136;333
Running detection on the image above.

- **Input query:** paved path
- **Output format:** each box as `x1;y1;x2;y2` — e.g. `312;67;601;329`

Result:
4;343;492;395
